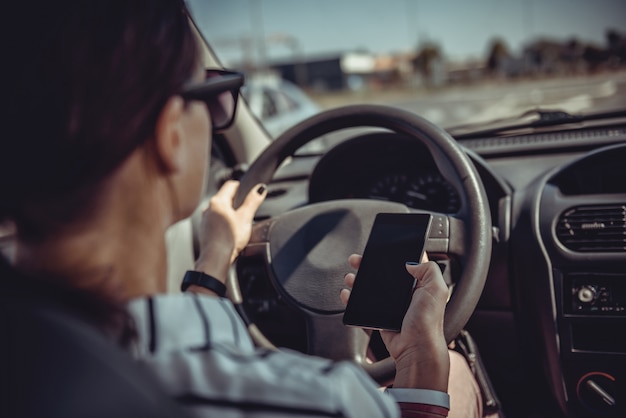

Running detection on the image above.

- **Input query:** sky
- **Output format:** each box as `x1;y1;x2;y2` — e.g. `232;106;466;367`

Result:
188;0;626;66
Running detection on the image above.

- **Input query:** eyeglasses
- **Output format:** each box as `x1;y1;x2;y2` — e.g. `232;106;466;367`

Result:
180;69;244;132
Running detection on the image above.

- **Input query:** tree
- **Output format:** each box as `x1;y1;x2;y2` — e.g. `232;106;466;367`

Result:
486;38;510;76
412;42;443;86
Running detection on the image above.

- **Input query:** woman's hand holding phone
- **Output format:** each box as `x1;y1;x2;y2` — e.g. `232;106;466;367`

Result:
340;254;450;392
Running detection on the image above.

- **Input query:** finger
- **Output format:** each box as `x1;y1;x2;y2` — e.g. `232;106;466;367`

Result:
218;179;240;200
339;288;351;305
238;183;267;219
344;272;355;288
421;251;429;263
206;180;240;212
348;254;362;270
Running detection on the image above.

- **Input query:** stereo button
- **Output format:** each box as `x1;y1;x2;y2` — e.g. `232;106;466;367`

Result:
577;286;597;303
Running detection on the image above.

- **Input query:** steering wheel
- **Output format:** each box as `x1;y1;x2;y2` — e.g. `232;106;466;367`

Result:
229;104;492;386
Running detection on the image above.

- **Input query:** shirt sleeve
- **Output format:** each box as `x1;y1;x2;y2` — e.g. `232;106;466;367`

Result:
385;388;450;417
126;293;401;418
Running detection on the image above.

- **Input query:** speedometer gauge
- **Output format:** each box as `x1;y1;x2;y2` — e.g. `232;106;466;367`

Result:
405;173;460;213
366;172;460;213
367;173;409;202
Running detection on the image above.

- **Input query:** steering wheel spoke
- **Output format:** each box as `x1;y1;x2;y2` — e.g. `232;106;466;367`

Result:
240;217;273;258
407;210;466;259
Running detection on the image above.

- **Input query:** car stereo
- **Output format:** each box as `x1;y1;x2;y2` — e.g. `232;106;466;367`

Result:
566;273;626;316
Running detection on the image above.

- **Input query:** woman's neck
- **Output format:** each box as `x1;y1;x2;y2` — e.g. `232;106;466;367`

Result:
13;215;169;301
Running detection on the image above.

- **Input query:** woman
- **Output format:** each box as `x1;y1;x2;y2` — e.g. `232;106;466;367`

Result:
0;1;481;417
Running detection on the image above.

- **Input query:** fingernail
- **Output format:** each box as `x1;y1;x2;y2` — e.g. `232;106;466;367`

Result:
405;261;420;266
257;184;267;195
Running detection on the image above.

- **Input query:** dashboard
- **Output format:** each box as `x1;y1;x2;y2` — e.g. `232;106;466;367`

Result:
220;114;626;418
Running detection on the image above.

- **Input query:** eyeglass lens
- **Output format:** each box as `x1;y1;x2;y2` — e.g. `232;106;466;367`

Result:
205;71;236;130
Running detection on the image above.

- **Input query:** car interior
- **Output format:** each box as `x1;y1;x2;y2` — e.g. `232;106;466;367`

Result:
1;2;624;418
179;5;626;418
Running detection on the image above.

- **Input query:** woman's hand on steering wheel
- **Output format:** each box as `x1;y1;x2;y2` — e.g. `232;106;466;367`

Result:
194;180;267;281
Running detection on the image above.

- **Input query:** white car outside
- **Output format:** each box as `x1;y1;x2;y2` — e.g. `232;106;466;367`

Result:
242;74;327;153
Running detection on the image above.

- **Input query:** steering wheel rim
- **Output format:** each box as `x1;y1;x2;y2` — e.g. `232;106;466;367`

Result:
229;104;492;385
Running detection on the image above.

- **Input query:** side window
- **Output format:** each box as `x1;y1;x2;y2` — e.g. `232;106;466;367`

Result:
275;90;300;112
261;89;278;119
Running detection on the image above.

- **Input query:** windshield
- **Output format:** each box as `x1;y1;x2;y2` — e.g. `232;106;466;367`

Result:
188;0;626;132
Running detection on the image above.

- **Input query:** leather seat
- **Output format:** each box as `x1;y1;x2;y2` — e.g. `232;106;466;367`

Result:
0;278;188;418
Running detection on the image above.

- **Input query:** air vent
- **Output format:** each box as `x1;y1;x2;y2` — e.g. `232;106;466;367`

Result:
556;205;626;252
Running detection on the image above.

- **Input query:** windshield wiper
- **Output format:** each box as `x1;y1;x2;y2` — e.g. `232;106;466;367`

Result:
448;108;626;140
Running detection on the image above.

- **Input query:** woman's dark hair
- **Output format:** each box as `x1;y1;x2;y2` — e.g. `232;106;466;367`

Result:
0;0;199;343
1;0;199;237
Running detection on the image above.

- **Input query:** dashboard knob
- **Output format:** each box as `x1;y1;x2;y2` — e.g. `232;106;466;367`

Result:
577;285;597;303
586;379;616;407
576;373;617;415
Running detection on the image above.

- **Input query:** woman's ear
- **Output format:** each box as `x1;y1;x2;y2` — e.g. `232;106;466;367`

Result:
153;96;185;173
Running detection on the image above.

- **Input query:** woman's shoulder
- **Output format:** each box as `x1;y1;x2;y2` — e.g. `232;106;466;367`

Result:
126;292;254;356
0;267;188;418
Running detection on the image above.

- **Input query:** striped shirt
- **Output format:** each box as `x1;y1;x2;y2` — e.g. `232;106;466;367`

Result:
127;293;449;418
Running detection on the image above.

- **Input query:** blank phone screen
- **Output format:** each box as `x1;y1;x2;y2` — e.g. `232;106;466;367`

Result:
342;213;432;331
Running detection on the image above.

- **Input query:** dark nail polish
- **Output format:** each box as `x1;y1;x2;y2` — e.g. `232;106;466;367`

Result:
405;261;420;265
257;184;267;195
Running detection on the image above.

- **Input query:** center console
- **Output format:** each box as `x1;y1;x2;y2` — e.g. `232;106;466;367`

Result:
556;269;626;417
537;146;626;418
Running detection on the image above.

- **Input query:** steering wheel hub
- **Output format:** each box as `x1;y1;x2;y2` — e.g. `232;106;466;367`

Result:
268;200;410;314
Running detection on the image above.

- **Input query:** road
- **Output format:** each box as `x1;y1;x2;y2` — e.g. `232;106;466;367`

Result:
312;70;626;130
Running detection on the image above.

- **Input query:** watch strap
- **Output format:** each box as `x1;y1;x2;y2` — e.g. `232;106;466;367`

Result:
181;270;227;297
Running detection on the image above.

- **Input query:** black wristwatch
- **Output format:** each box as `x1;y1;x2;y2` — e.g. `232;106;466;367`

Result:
180;270;227;297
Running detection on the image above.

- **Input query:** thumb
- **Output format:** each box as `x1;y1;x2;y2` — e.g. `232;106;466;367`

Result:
405;261;422;278
405;261;442;288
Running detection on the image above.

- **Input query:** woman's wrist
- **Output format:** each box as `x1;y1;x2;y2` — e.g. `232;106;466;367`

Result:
393;335;450;392
194;246;232;281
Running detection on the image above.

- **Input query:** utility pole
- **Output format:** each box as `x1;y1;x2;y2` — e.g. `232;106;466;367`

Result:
268;33;308;87
523;0;534;42
250;0;268;72
405;0;424;51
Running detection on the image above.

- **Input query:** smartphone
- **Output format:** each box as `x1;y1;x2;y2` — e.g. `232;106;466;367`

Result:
342;213;432;331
